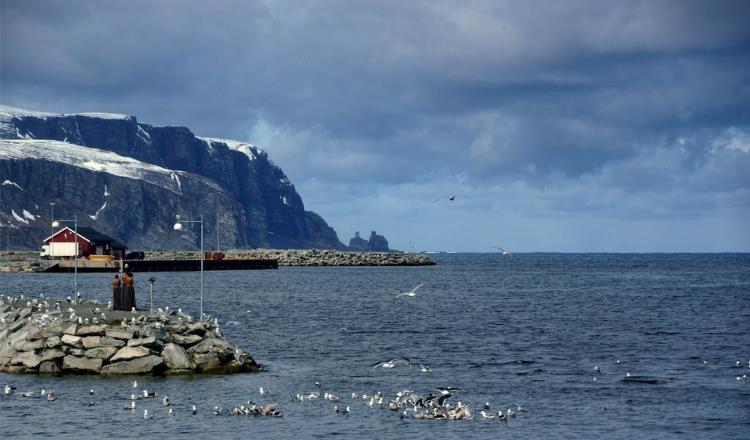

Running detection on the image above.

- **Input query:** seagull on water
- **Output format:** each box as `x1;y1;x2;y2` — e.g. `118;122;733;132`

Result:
491;246;510;255
371;357;411;368
192;404;197;415
168;408;175;416
163;396;171;406
396;284;424;297
143;409;153;419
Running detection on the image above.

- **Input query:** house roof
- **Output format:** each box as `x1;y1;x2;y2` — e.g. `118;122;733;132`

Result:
44;226;127;249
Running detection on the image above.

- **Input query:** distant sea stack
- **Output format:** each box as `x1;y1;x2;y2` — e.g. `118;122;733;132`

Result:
0;106;346;251
348;231;389;252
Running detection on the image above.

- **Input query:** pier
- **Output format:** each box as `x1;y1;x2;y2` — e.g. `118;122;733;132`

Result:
43;258;278;273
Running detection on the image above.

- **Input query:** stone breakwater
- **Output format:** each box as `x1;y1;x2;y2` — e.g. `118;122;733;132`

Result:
148;249;436;266
0;249;434;272
0;296;260;376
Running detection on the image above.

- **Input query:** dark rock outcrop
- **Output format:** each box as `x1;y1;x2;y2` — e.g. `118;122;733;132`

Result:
0;105;345;251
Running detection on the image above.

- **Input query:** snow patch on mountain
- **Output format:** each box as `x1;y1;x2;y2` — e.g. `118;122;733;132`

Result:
0;139;193;194
199;137;264;161
11;209;28;224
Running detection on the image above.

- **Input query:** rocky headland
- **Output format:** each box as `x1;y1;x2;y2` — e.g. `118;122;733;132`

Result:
0;296;259;375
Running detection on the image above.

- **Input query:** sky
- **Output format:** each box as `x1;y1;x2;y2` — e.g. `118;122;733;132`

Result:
1;0;749;252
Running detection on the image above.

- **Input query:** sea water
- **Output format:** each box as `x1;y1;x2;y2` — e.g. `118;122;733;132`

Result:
1;253;749;439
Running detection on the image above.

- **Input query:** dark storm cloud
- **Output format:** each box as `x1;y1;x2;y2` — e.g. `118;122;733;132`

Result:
2;0;749;228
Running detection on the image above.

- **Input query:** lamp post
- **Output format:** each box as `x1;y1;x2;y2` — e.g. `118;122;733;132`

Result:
49;202;55;237
174;214;204;320
52;214;78;305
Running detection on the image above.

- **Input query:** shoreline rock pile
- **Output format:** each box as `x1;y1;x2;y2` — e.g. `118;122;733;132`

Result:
0;296;260;376
149;249;436;266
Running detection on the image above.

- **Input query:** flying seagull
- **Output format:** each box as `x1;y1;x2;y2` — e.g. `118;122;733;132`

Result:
396;284;424;297
491;246;510;255
434;195;470;202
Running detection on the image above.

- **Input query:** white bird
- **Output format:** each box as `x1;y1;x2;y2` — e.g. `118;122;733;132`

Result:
143;409;153;419
396;284;424;297
168;408;175;416
480;410;495;419
419;364;432;373
192;404;197;415
132;380;138;389
491;246;510;255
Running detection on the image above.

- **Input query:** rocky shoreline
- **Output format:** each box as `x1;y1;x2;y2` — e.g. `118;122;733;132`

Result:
0;249;434;272
0;296;260;376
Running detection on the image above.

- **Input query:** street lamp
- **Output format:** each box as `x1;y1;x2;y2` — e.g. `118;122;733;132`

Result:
174;214;204;320
52;214;78;305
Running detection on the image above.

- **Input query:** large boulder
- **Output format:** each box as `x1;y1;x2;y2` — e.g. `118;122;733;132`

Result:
81;336;102;349
127;336;163;351
11;351;43;369
63;355;103;373
173;334;202;347
162;343;195;370
77;324;107;336
101;355;164;375
61;334;83;348
110;346;150;362
105;328;135;340
39;360;62;375
185;322;207;336
188;338;230;355
63;324;78;335
45;336;61;348
41;349;65;362
192;352;221;372
99;336;126;347
84;346;118;360
12;339;45;352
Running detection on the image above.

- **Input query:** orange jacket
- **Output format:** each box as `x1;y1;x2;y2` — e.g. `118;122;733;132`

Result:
112;277;121;288
122;273;134;287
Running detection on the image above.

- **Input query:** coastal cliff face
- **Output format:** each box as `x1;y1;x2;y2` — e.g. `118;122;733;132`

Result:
0;106;345;250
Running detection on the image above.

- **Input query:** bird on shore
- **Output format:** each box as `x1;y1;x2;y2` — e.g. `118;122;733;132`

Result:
396;284;423;297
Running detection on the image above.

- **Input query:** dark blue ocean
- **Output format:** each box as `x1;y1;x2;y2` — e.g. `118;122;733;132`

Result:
1;253;749;439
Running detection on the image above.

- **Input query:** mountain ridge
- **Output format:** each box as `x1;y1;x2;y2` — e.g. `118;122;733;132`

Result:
0;105;346;251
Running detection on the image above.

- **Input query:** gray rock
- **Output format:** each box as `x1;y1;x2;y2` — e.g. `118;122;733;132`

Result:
63;324;78;335
18;307;33;320
12;339;45;352
11;351;43;368
76;324;107;336
0;342;17;359
105;328;134;340
41;325;64;338
38;360;62;375
173;334;202;347
61;334;83;348
187;338;230;355
81;336;102;349
7;318;27;334
162;343;195;370
192;352;221;372
45;335;61;348
110;346;150;362
84;346;118;360
127;336;163;350
62;355;103;373
65;347;85;356
185;322;207;336
41;349;65;362
99;336;126;347
101;355;164;375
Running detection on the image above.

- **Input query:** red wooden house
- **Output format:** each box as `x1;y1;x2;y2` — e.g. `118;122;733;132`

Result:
41;227;127;259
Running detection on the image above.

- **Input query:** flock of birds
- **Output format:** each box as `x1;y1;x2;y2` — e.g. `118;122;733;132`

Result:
1;378;529;423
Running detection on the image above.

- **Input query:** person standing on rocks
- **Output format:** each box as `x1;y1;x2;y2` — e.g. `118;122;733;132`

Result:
112;274;122;310
122;271;136;311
